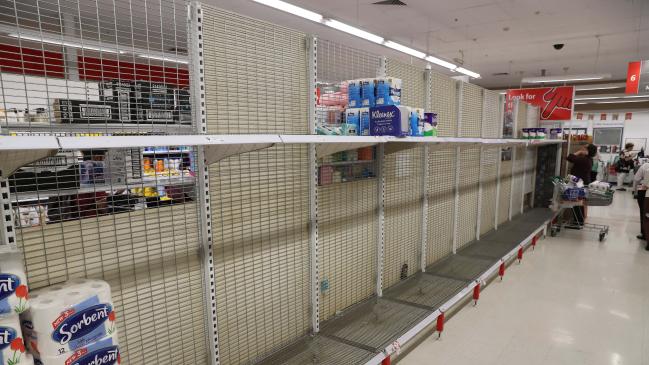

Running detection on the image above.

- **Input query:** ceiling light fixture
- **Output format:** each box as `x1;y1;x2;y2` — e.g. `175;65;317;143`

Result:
252;0;323;22
455;67;481;79
383;41;426;59
323;19;384;44
521;74;611;83
9;33;120;54
593;99;649;104
425;55;456;71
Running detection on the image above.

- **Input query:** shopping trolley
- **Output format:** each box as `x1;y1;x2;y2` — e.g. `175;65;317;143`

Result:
549;178;612;242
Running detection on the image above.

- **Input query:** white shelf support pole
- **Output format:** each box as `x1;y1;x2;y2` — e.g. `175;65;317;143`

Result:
0;178;17;247
421;67;432;271
509;146;516;221
188;3;220;365
452;81;463;254
495;149;502;230
521;147;527;214
476;145;484;240
376;144;386;297
306;35;320;333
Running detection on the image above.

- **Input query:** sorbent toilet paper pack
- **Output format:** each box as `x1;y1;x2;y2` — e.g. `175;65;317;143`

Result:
0;313;27;365
33;337;119;365
21;279;117;358
0;247;29;316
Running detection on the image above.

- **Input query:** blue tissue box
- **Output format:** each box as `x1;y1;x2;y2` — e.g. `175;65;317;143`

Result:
369;105;409;137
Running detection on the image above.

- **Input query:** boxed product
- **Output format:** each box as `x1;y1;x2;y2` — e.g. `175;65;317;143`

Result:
369;105;410;137
360;79;376;107
132;81;175;124
375;77;402;106
409;108;424;137
53;100;112;123
345;108;361;136
347;80;362;108
9;152;81;193
359;108;370;136
98;80;132;123
423;112;438;137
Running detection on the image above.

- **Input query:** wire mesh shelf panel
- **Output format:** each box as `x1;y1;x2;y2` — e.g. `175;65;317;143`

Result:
429;71;458;137
525;104;540;128
457;147;480;249
459;82;483;137
14;145;207;364
524;147;537;208
516;101;528;137
482;90;501;139
426;149;456;265
511;146;525;218
480;148;499;235
318;179;377;321
317;38;381;85
386;58;425;109
315;39;380;321
202;6;311;365
383;147;423;288
0;0;193;135
499;155;513;225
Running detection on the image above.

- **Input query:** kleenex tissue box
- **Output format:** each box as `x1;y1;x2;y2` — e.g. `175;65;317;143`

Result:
369;105;410;137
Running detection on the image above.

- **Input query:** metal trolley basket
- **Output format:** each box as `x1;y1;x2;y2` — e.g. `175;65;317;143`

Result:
549;179;612;241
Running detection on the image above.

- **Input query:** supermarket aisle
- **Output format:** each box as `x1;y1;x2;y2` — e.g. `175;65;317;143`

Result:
399;191;649;365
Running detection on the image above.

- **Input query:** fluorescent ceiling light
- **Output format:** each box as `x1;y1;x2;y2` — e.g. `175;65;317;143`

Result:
383;41;425;59
9;33;120;54
575;83;625;91
522;74;611;83
455;67;481;79
253;0;323;22
575;94;649;101
324;19;383;44
425;55;456;70
138;54;188;65
593;99;648;104
574;96;620;101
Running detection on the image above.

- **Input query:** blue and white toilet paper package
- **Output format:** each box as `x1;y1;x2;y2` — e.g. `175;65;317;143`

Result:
21;279;117;359
0;247;29;316
33;337;118;365
0;313;28;365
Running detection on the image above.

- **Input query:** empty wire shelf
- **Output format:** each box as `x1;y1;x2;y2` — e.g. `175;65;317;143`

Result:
320;298;431;352
256;335;376;365
383;272;468;310
425;254;494;282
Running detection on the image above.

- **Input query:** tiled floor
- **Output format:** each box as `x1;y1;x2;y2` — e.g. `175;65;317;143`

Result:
399;191;649;365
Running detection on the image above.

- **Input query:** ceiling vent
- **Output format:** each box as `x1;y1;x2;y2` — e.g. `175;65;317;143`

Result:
373;0;407;5
493;72;509;76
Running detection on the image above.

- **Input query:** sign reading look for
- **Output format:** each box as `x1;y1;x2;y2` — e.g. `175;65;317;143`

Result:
505;86;574;121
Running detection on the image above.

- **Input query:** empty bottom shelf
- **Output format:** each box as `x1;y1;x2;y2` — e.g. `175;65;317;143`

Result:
257;335;376;365
383;272;468;310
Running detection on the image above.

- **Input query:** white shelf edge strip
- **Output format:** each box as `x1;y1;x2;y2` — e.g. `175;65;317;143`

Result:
367;214;557;365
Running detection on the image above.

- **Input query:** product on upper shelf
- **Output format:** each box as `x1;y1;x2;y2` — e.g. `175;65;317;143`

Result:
132;81;175;124
345;109;361;136
369;105;410;137
359;108;370;136
29;108;50;124
375;77;402;106
521;128;529;139
53;100;112;124
536;128;547;139
347;80;362;108
99;80;132;123
360;79;376;107
409;108;425;137
550;128;562;139
423;112;438;137
22;279;118;360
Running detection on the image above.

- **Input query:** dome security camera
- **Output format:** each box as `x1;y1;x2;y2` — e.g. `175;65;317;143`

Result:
553;43;565;50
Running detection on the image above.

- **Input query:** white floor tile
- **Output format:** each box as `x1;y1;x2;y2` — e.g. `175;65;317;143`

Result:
399;191;649;365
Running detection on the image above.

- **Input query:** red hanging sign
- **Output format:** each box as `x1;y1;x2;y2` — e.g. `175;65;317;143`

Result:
505;86;574;121
626;61;643;94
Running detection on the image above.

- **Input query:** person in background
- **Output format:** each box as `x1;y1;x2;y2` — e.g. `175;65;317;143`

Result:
616;142;635;191
567;144;598;226
591;151;602;183
634;160;649;249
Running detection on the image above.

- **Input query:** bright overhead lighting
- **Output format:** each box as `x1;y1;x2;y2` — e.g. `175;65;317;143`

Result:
383;41;426;59
594;99;648;104
324;19;383;44
574;96;619;101
9;33;120;54
574;94;649;101
424;55;456;70
455;67;481;79
138;54;188;65
575;83;625;91
252;0;323;22
522;74;611;83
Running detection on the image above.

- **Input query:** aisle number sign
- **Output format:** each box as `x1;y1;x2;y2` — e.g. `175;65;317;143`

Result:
505;86;574;121
626;61;649;94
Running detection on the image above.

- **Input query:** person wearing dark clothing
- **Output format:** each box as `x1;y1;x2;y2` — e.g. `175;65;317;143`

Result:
566;144;598;226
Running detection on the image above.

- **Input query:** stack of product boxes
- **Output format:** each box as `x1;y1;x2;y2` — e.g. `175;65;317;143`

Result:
345;78;437;137
53;80;191;125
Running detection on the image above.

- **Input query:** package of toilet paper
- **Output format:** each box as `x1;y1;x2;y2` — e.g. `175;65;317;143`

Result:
0;247;29;316
33;337;119;365
360;79;376;107
347;80;362;108
375;77;402;106
22;279;117;358
359;108;370;136
0;313;27;365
